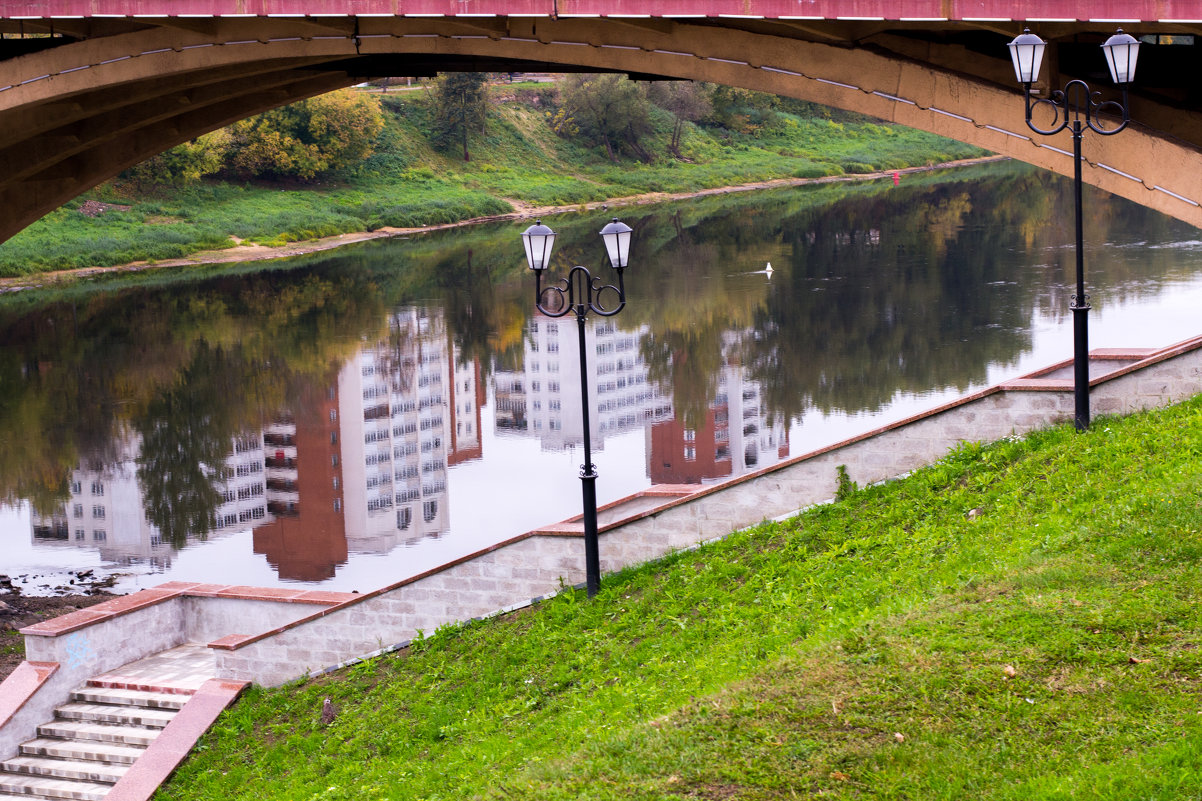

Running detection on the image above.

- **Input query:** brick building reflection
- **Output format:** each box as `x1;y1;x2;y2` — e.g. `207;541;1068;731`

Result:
252;372;347;582
649;361;789;485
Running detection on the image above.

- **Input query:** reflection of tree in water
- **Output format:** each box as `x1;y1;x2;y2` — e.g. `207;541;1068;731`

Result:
629;210;770;427
640;325;727;430
436;248;500;376
620;163;1180;427
741;172;1049;424
0;268;387;527
382;318;417;394
135;343;237;547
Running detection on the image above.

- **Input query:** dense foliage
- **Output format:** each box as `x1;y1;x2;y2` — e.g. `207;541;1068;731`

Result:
122;90;385;186
121;130;232;187
226;90;384;180
555;73;654;161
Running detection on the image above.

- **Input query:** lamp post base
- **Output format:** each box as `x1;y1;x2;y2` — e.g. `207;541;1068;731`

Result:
580;469;601;598
1072;300;1090;431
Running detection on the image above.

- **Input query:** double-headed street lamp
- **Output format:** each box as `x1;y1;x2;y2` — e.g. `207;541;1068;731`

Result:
1008;28;1140;431
521;217;633;598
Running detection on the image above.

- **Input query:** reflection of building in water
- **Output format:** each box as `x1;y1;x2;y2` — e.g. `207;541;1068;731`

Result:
28;307;483;581
650;361;789;485
336;307;456;552
252;373;348;582
493;318;672;450
448;352;485;466
493;372;527;433
30;433;268;569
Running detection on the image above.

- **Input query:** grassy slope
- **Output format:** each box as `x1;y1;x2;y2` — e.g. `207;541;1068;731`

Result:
0;87;984;276
156;397;1202;801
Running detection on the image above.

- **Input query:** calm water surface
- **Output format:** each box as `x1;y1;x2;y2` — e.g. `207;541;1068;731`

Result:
3;161;1202;594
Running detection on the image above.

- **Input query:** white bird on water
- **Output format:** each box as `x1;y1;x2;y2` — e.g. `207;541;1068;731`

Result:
734;262;775;279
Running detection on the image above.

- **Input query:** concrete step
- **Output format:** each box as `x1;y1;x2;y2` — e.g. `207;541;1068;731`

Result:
37;720;161;747
55;702;177;729
0;771;111;800
20;737;145;766
71;686;189;711
0;755;127;784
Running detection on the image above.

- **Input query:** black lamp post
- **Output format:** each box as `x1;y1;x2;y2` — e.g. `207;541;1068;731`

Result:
521;217;633;598
1008;28;1140;431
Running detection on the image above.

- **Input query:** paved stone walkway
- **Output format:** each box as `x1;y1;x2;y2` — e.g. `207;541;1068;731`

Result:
90;644;216;694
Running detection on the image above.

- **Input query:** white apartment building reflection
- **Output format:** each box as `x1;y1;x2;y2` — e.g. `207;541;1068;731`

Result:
335;307;463;552
493;317;673;449
30;433;268;569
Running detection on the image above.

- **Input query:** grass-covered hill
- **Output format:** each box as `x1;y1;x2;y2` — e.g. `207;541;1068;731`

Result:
155;396;1202;801
0;81;986;277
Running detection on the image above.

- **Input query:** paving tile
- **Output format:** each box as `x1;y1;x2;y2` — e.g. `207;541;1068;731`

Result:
89;643;216;693
19;738;145;765
69;688;188;711
0;772;111;800
1;754;128;783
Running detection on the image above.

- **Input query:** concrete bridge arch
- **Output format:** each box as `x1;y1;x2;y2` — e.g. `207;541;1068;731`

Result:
3;12;1202;243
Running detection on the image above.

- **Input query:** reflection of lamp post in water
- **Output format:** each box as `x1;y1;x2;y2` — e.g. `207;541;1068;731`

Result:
1007;28;1140;431
521;217;633;598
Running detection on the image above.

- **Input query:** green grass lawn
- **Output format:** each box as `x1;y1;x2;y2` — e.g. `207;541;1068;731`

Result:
155;396;1202;801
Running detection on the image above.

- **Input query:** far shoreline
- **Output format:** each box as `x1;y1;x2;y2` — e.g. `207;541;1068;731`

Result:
0;155;1005;295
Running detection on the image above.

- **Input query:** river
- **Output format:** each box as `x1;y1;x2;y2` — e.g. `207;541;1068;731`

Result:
2;160;1201;595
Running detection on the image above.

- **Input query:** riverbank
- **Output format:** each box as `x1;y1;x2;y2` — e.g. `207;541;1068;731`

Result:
0;155;1004;294
0;85;989;279
156;395;1202;800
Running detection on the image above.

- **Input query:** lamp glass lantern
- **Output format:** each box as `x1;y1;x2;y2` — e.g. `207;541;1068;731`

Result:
1008;29;1047;84
521;221;556;272
1102;30;1140;84
598;218;633;270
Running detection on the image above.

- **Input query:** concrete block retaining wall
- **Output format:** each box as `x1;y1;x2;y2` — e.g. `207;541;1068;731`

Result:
181;595;352;644
213;339;1202;687
213;535;584;687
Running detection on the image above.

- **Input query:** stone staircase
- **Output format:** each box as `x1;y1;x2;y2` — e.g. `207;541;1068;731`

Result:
0;684;191;800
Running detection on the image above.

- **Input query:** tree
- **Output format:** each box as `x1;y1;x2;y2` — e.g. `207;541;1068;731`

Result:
121;130;231;187
705;85;781;135
647;81;712;158
432;72;489;162
227;89;383;180
557;74;653;162
135;343;235;547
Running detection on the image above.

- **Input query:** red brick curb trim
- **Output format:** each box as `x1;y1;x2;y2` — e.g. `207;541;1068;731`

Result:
19;583;360;638
0;661;58;731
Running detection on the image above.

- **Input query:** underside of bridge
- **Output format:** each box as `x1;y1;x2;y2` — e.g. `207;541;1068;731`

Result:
2;12;1202;243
